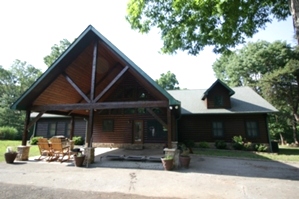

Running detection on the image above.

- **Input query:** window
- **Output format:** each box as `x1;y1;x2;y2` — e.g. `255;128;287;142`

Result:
48;123;56;137
212;122;224;137
246;121;258;137
214;96;223;107
103;120;114;132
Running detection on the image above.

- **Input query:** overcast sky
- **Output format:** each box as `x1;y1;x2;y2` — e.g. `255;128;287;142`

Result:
0;0;296;89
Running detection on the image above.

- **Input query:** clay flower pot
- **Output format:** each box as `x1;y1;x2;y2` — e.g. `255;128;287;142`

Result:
4;152;18;164
179;155;191;168
161;156;173;171
74;154;85;167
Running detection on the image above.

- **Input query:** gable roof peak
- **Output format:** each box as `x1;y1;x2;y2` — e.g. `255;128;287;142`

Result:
201;79;235;100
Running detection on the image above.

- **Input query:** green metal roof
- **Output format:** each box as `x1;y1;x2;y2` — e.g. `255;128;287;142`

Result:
11;25;180;110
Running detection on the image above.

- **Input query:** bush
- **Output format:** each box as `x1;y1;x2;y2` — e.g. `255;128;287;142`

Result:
184;140;195;148
198;141;209;148
215;140;227;149
30;137;43;145
232;135;244;150
254;144;268;152
72;136;84;145
0;126;18;140
243;142;253;151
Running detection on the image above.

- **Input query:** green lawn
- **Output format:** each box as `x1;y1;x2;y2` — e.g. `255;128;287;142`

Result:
1;140;299;163
194;145;299;162
0;140;40;162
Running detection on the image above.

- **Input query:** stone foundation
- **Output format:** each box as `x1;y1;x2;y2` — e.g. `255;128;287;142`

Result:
17;145;30;161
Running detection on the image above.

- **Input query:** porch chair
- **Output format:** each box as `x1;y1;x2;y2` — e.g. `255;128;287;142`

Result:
49;137;70;162
37;138;53;161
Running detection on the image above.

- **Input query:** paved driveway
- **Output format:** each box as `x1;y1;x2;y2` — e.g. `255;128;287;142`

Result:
0;148;298;199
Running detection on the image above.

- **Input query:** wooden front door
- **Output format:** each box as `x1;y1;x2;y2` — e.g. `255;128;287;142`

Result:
133;120;143;144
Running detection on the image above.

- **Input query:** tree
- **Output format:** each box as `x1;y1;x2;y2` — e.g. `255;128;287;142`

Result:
212;40;298;93
126;0;291;55
156;71;180;90
260;59;299;144
0;60;42;137
44;39;71;67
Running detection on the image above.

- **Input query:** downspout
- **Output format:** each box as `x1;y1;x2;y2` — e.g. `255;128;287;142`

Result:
266;114;272;152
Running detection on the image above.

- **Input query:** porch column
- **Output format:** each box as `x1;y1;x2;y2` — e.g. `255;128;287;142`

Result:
167;108;172;148
86;109;94;147
21;110;30;146
70;115;75;140
18;110;31;161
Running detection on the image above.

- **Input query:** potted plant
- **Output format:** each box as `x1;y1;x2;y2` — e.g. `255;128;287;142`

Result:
179;144;191;168
161;155;174;171
4;146;18;164
74;151;85;167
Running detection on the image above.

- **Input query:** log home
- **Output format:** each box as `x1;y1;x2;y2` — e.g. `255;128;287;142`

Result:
12;25;277;151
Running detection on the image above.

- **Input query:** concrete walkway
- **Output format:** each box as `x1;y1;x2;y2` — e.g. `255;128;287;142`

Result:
0;148;299;199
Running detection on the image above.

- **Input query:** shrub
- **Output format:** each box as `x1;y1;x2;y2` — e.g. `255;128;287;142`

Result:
254;144;268;152
232;135;244;150
72;136;84;145
198;141;210;148
215;140;227;149
184;140;195;148
0;126;18;140
243;142;253;151
30;136;43;145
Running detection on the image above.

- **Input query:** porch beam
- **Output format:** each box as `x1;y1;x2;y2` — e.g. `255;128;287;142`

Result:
93;65;129;103
26;111;45;131
146;108;167;129
31;101;168;111
62;72;90;103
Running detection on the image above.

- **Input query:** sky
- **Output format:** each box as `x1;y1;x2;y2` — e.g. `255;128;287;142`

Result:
0;0;296;89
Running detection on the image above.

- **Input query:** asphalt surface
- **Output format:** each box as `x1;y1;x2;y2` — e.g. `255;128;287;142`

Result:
0;148;299;199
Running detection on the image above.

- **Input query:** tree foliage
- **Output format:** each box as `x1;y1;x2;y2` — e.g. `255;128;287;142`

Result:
260;59;299;143
0;60;42;137
155;71;180;90
44;39;71;67
126;0;290;55
212;40;298;93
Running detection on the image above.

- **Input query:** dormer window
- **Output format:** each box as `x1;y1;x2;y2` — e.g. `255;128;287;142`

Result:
214;96;223;107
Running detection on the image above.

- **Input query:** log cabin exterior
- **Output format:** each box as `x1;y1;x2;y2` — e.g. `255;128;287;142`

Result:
12;26;277;150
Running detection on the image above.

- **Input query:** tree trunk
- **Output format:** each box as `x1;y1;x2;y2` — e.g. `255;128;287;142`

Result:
279;133;285;145
289;0;299;44
292;120;299;144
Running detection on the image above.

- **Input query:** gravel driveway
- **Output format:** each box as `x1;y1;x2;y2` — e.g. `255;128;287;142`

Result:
0;149;298;199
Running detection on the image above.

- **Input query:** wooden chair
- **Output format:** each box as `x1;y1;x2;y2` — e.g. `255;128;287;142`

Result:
37;138;53;161
49;138;70;162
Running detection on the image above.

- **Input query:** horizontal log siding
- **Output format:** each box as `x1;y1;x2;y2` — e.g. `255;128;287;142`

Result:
92;113;167;144
178;114;269;143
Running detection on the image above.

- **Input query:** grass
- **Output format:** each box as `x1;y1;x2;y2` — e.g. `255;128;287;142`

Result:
1;140;299;163
0;140;40;162
193;145;299;162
